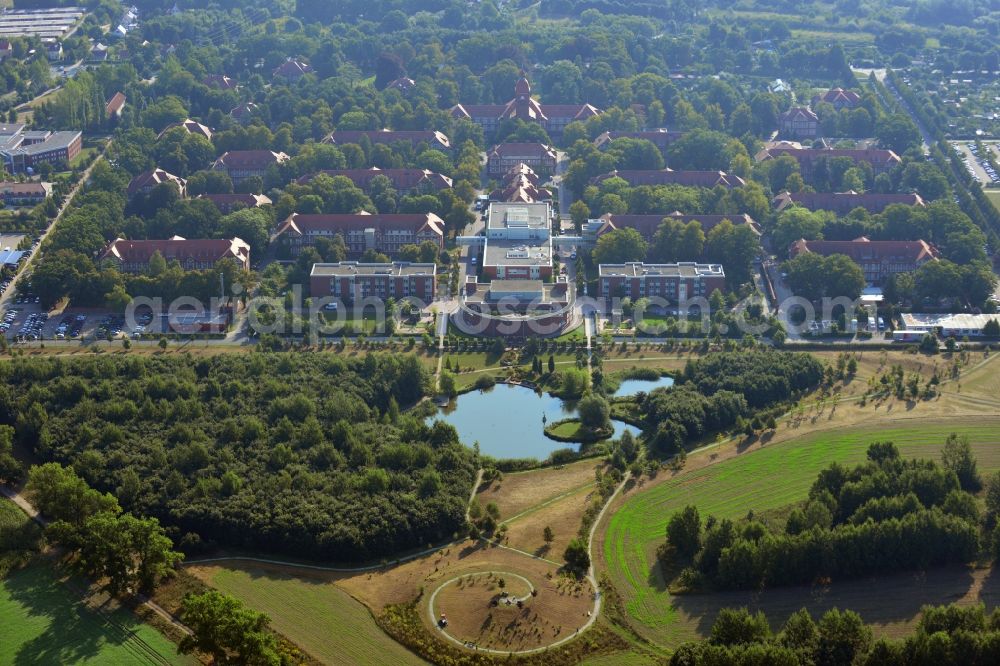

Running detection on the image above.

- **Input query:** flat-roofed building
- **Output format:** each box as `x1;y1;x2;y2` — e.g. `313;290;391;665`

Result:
0;127;82;174
310;261;436;302
456;276;571;337
598;262;726;301
480;202;554;280
0;7;84;41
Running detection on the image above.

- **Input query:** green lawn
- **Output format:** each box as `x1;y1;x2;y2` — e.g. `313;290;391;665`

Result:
985;189;1000;214
603;419;1000;647
202;566;426;665
0;500;41;578
0;563;189;665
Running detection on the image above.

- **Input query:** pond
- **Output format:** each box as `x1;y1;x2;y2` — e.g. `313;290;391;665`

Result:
611;375;675;397
429;375;673;460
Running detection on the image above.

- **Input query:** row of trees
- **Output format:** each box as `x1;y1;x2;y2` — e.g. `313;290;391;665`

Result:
671;602;1000;666
665;439;985;591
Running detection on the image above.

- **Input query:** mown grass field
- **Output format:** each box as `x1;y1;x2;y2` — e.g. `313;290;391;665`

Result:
602;419;1000;647
195;566;427;666
0;500;41;578
985;189;1000;214
0;563;188;665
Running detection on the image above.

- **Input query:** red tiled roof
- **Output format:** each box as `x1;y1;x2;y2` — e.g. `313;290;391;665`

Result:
488;142;557;160
756;146;901;168
212;150;289;170
597;212;760;240
773;190;926;214
272;59;312;79
593;169;745;189
275;213;444;239
158;118;212;141
593;130;685;149
812;87;862;106
99;236;250;267
197;193;271;210
127;168;185;195
105;92;126;116
780;106;819;122
322;130;451;150
295;168;452;191
789;237;940;264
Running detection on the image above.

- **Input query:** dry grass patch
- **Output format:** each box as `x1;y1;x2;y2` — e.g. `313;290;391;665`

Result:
478;458;604;521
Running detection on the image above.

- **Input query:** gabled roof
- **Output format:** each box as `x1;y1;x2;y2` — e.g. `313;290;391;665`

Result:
596;212;760;239
593;129;685;149
773;190;926;214
755;146;901;167
322;130;451;150
212;150;289;171
229;102;259;119
158;118;212;141
99;236;250;266
196;193;272;210
488;142;557;160
593;169;745;189
203;74;236;89
272;59;312;79
295;167;452;191
780;106;819;122
789;237;940;264
127;168;185;195
105;92;126;117
812;87;862;106
386;77;415;91
275;213;444;239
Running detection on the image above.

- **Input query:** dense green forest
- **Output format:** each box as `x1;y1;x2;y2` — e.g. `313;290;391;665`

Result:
0;353;477;561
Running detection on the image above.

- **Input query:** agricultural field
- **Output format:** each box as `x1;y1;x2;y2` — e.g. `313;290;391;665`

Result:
189;565;427;666
600;416;1000;648
0;562;190;665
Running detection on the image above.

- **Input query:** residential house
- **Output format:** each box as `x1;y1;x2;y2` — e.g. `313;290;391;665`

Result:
788;236;940;284
196;193;271;214
811;87;862;111
772;190;926;215
106;92;126;121
272;58;312;83
127;168;187;198
310;261;436;303
385;77;415;92
158;118;212;141
90;41;109;61
295;167;452;194
229;102;259;125
779;107;819;139
203;74;236;90
274;212;445;256
450;75;600;137
598;262;726;301
322;129;451;152
591;168;745;189
486;142;557;177
45;41;62;61
98;236;251;273
211;150;289;185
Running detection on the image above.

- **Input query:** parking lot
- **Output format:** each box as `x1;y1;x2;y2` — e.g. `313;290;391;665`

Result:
952;141;1000;185
0;306;162;342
